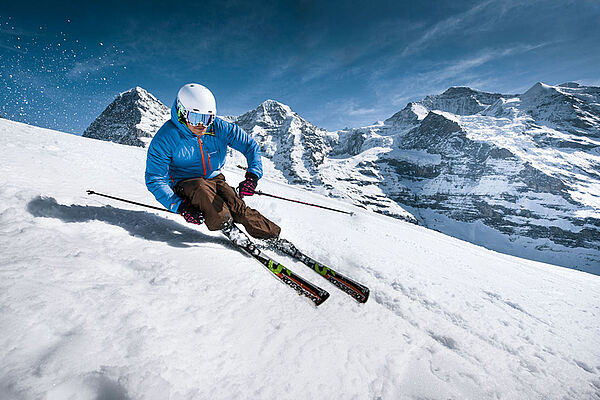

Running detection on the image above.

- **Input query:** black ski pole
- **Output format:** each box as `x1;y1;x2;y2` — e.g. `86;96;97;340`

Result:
254;190;354;216
236;165;354;216
87;190;176;213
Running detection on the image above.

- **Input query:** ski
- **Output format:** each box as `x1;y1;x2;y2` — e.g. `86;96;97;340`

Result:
222;223;330;306
260;238;370;303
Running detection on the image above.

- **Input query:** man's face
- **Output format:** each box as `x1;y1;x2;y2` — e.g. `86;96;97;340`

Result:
185;121;207;136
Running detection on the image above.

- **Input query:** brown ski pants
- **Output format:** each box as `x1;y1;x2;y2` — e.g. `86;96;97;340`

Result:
174;174;281;239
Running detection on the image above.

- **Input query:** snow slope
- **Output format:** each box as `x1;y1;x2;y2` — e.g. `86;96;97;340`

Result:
1;119;599;399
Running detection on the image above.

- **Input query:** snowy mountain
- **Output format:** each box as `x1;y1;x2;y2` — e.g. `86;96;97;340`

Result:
418;86;507;116
336;82;600;274
82;87;170;147
235;99;338;186
516;82;600;137
2;117;599;400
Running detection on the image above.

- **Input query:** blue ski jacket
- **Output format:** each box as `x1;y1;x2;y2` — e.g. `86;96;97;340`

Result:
145;100;263;212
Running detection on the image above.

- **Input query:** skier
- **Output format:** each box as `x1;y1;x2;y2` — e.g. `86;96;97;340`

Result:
145;83;280;239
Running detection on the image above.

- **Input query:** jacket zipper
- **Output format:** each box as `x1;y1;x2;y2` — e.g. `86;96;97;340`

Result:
197;136;207;176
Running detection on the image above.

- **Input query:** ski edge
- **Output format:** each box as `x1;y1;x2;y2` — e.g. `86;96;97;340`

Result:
265;257;331;306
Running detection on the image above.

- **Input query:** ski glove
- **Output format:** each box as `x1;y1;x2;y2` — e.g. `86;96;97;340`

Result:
238;172;258;199
177;199;204;225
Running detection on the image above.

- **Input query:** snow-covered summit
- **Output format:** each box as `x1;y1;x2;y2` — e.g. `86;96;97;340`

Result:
248;99;295;125
82;87;170;147
519;82;600;137
417;86;507;115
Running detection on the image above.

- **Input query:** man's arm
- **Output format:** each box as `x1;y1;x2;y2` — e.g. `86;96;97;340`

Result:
223;120;263;179
145;126;183;212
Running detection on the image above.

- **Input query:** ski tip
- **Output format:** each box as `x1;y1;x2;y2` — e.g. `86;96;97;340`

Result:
314;291;330;306
359;288;370;304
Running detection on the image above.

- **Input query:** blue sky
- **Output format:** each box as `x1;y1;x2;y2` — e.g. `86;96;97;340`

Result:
1;0;599;133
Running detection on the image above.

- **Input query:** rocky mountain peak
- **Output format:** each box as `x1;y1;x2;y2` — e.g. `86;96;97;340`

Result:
115;87;163;109
521;82;554;99
441;86;480;96
260;99;293;113
418;87;506;116
520;82;600;136
240;99;297;127
235;99;337;184
401;111;464;151
83;87;170;147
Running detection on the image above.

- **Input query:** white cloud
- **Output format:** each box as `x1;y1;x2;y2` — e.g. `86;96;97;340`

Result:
577;78;600;87
66;54;124;81
401;0;495;56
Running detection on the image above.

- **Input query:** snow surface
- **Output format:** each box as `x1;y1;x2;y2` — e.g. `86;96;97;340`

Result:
1;119;600;399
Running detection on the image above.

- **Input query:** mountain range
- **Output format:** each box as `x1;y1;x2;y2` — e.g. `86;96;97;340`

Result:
82;82;600;274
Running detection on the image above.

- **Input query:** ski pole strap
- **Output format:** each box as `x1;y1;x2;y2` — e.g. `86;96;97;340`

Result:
86;190;176;213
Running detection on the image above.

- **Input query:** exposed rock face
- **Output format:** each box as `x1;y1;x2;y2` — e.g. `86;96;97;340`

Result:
518;82;600;138
83;87;170;147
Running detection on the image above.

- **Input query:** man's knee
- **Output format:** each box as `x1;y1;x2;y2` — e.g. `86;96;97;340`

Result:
204;213;232;231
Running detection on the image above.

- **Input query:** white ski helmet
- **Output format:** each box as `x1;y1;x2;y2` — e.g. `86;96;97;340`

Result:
176;83;217;126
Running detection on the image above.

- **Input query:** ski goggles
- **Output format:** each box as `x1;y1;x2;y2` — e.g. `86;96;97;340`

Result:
186;111;215;127
177;100;215;127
